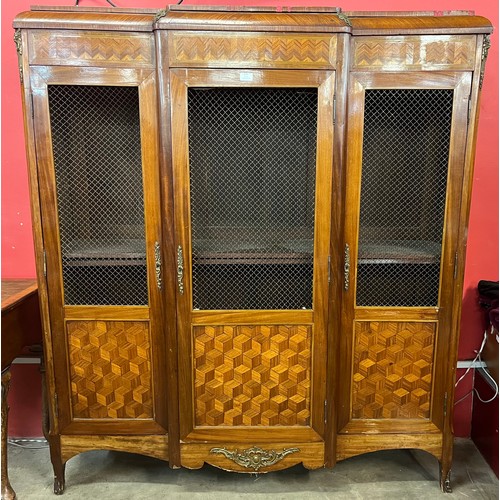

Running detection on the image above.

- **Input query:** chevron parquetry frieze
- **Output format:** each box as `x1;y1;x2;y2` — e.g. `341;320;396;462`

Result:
29;31;154;67
353;35;476;70
169;33;336;68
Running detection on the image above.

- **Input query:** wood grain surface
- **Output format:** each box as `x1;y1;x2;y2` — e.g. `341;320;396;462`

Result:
352;321;435;419
181;441;325;471
168;32;336;68
352;35;476;71
67;320;153;419
13;11;155;31
1;279;37;311
13;5;492;487
29;30;155;68
194;325;312;427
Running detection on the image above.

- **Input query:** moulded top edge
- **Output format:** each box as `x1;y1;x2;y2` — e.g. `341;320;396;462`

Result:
13;10;156;32
155;11;350;32
156;11;492;35
30;5;160;14
161;5;478;15
27;5;478;16
168;5;341;13
344;10;476;17
13;9;493;35
350;15;493;35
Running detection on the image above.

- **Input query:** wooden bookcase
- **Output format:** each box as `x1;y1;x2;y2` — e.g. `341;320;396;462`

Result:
12;5;492;494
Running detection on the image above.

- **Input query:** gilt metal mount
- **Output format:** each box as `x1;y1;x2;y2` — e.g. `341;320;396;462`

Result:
14;29;22;56
155;8;168;23
210;446;300;471
154;241;162;290
155;1;183;24
177;245;184;295
479;34;491;89
337;12;352;27
13;29;23;84
439;464;452;493
344;243;350;291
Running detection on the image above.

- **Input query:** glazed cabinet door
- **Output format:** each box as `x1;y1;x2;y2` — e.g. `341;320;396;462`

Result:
339;71;472;448
31;66;167;435
170;69;335;468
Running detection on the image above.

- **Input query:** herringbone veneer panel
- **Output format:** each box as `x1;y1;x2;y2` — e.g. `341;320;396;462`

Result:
353;35;476;71
169;32;336;68
352;321;435;419
68;321;153;419
194;325;311;426
29;31;154;67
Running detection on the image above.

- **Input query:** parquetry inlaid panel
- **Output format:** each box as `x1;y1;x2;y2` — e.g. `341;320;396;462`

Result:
168;32;336;68
352;35;476;71
352;321;435;419
29;30;154;68
194;325;311;426
67;321;153;419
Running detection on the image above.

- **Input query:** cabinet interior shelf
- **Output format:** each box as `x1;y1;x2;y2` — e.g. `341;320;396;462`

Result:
61;239;441;266
193;237;313;266
193;253;312;265
357;240;441;265
63;239;146;267
63;258;146;267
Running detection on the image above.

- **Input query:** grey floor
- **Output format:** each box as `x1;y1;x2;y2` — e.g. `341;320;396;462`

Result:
7;437;498;499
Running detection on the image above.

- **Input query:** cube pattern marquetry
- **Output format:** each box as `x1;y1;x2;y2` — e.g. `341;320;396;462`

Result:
67;320;153;419
352;321;435;419
194;325;311;426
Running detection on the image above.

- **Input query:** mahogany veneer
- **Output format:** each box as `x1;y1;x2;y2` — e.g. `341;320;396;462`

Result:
13;5;492;494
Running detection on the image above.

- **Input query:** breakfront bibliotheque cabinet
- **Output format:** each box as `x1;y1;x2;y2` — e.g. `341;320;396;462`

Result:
13;5;492;494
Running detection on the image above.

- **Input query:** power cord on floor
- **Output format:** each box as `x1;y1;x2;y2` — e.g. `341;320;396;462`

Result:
454;327;499;406
8;438;49;449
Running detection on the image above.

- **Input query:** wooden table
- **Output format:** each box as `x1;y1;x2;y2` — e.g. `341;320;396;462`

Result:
2;279;42;500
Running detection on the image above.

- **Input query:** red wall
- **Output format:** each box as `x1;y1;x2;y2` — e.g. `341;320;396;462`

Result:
2;0;498;437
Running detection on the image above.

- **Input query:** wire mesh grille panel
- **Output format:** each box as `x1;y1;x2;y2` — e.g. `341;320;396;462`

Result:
48;85;148;306
188;87;318;310
356;89;454;307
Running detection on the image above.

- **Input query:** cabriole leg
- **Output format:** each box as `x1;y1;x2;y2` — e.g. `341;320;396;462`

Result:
1;369;16;500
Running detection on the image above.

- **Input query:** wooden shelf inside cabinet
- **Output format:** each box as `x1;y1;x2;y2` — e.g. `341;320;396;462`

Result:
193;239;313;265
63;258;146;267
63;239;146;267
357;240;441;265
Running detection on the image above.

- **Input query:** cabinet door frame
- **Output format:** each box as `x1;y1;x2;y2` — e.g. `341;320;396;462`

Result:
170;68;335;442
340;71;472;434
31;66;167;435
